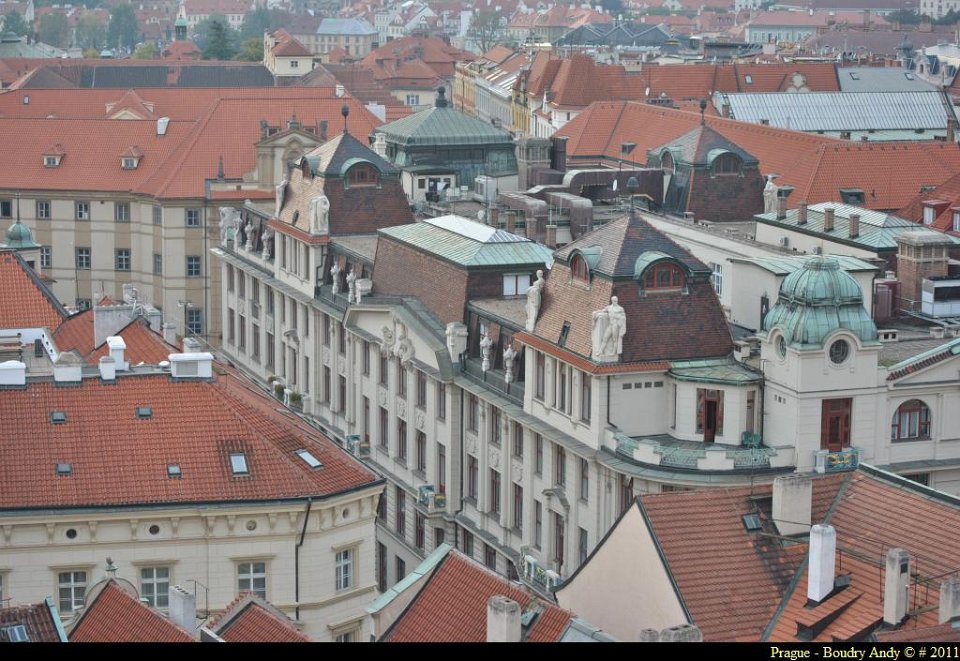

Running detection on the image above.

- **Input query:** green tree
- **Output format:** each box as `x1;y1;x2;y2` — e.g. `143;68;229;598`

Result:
193;13;237;51
75;11;107;50
107;4;139;50
202;19;237;60
3;10;30;37
470;8;501;53
240;6;271;40
132;41;158;59
935;8;960;24
83;47;100;58
38;13;69;48
886;9;921;24
233;37;263;61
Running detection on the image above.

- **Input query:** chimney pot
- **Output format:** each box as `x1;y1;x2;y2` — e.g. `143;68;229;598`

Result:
486;595;521;643
98;355;116;382
798;201;808;225
849;213;861;239
824;207;835;232
883;548;911;626
807;524;837;603
772;475;812;536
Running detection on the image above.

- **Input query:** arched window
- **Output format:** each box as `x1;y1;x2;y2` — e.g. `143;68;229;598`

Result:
643;263;685;291
891;399;931;441
570;254;589;281
346;163;379;187
661;151;675;175
712;153;741;176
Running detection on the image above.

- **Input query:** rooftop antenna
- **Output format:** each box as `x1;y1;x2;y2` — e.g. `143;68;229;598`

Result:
217;155;224;180
699;98;707;124
341;104;349;134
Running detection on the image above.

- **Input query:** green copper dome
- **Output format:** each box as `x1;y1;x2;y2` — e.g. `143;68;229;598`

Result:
2;219;40;250
762;256;878;348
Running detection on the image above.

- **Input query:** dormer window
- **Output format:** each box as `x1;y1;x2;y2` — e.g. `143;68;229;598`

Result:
711;153;740;176
570;254;589;281
924;206;936;225
643;263;685;291
44;155;60;167
43;144;65;168
345;163;379;188
953;211;960;232
122;157;138;170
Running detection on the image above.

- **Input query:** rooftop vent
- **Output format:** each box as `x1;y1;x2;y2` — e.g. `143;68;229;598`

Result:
49;411;67;424
56;462;72;476
295;449;322;468
167;464;182;478
136;406;153;419
229;452;249;475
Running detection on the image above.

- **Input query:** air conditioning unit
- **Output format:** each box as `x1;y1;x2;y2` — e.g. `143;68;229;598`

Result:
544;569;562;591
778;236;790;248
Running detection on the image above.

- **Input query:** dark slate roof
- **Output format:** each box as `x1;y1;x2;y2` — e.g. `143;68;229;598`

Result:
375;105;515;148
174;65;275;88
555;22;672;47
653;123;760;167
305;130;398;177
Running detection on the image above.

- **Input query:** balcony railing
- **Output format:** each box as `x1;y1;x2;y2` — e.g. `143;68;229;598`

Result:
614;432;790;472
815;447;860;474
461;357;524;405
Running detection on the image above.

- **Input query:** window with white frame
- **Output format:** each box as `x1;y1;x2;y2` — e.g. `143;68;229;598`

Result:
58;570;87;614
923;206;936;225
115;202;130;222
335;548;354;591
954;212;960;232
75;202;90;220
711;262;723;296
40;246;51;268
185;208;201;227
237;562;266;598
36;200;50;219
140;566;170;608
502;273;531;296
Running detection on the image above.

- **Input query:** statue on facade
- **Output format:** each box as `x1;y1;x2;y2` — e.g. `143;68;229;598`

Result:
309;193;330;235
525;269;545;332
395;322;415;365
591;296;627;362
244;220;255;251
503;343;516;383
480;327;494;372
275;177;287;218
381;323;396;356
346;268;357;303
763;175;780;215
261;229;273;260
219;207;240;246
330;261;341;295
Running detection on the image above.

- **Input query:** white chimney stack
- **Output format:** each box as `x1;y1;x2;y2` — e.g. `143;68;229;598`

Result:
486;595;522;643
772;475;812;537
106;336;128;371
162;322;177;347
53;353;82;383
939;577;960;624
169;352;214;379
98;355;116;381
182;337;203;354
168;585;197;637
0;360;26;386
883;548;911;626
807;524;836;603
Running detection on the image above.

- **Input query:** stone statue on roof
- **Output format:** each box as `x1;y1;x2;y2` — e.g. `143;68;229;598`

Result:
219;207;240;246
592;296;626;362
346;268;357;303
244;219;254;252
275;176;287;218
309;193;330;235
480;326;494;372
330;260;341;295
503;343;516;383
395;322;415;365
525;269;545;332
763;175;779;215
261;229;273;260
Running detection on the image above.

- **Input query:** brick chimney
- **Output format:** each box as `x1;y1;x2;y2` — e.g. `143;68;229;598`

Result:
545;224;558;248
777;196;787;220
797;201;808;225
807;524;836;603
486;596;521;643
488;207;500;228
772;475;812;537
948;118;956;143
823;207;835;232
895;232;952;313
939;576;960;624
505;211;516;234
883;548;911;626
849;213;860;239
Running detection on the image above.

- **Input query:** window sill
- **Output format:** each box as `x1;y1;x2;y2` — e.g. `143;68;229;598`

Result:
412;469;426;480
891;437;932;443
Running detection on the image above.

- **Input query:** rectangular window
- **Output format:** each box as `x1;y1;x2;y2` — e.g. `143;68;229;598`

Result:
153;252;162;276
40;246;51;268
362;340;370;375
416;370;427;408
0;199;9;218
534;500;542;548
468;394;478;432
467;455;478;500
379;352;389;387
75;201;90;220
227;266;235;292
252;323;260;360
405;94;420;106
535;352;545;400
578;527;588;564
580;374;591;422
75;247;91;270
323;314;330;347
553;512;565;566
152;206;162;225
237;272;245;299
462;529;474;557
186;255;201;277
535;434;543;475
141;567;170;608
484;544;497;570
335;549;353;591
557;364;568;413
36;200;50;219
712;262;723;296
924;206;936;225
502;273;530;296
322;367;331;404
437;382;446;420
437;442;446;494
579;457;589;501
396;362;407;399
265;331;275;368
490;407;502;446
115;248;131;271
415;431;426;473
237;562;266;599
377;493;386;523
490;468;501;515
435;527;445;548
415;512;425;550
58;571;87;614
186;308;203;335
513;484;523;530
378;406;389;449
115;202;130;222
395;487;406;537
227;309;235;344
554;445;566;486
512;423;523;459
954;212;960;233
185;208;201;227
266;288;274;315
337;375;346;413
363;396;370;443
397;418;407;462
395;556;406;581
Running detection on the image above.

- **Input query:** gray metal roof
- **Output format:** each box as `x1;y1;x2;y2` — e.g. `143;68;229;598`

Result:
380;215;552;268
730;253;879;275
316;17;377;35
713;91;950;132
838;67;938;93
375;106;515;148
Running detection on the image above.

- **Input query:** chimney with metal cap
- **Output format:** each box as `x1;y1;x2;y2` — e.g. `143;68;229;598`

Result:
823;207;835;232
807;524;836;603
798;201;808;225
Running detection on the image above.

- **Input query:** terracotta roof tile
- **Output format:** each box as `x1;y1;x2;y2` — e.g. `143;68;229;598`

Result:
87;319;177;366
0;601;65;642
51;309;93;355
208;593;311;642
383;551;573;642
69;580;194;643
0;369;379;510
0;250;67;331
361;36;475;79
875;622;960;643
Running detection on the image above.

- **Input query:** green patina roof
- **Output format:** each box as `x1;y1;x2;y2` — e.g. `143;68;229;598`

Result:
375;106;516;148
730;254;878;276
763;256;879;347
632;250;673;278
2;220;39;250
381;215;552;268
668;358;762;384
366;544;451;614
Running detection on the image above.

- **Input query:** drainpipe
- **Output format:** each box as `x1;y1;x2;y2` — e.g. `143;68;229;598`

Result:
294;497;313;620
454;386;466;550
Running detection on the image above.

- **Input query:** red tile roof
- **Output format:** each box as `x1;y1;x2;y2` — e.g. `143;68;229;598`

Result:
51;309;93;356
87;319;177;366
162;40;202;61
382;551;573;642
269;29;312;58
875;623;960;643
69;580;194;643
898;169;960;235
208;593;311;642
0;601;65;642
361;36;475;79
0;368;380;510
559;101;960;211
0;250;67;331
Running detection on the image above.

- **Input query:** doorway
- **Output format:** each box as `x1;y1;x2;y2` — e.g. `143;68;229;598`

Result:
821;398;852;452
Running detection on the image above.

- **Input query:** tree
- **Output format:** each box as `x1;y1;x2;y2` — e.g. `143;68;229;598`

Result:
38;13;69;48
202;19;237;60
887;9;921;24
132;41;158;59
107;4;139;50
75;11;107;51
3;10;30;37
83;47;100;58
599;0;624;14
470;8;501;53
240;6;271;40
193;13;238;51
935;8;960;24
233;37;263;61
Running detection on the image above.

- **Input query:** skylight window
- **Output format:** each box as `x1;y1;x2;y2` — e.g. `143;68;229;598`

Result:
167;464;182;478
49;411;67;424
848;72;860;80
56;463;72;476
742;513;762;531
230;452;249;475
136;406;153;419
744;74;753;84
2;625;28;642
295;449;322;468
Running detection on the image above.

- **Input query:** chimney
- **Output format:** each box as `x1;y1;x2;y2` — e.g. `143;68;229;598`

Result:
772;475;812;537
488;207;499;228
883;548;911;626
0;360;26;386
182;337;203;354
525;217;538;240
849;213;860;239
505;211;516;234
53;353;82;384
168;585;197;637
545;224;558;248
638;629;660;642
798;201;808;225
807;524;837;603
776;196;787;220
721;102;730;118
939;577;960;624
107;336;128;371
659;624;703;642
98;355;116;382
486;595;521;643
823;207;835;232
162;322;177;346
319;120;328;141
949;118;956;143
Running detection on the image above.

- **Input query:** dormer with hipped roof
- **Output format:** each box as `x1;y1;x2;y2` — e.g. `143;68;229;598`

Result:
42;143;64;168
